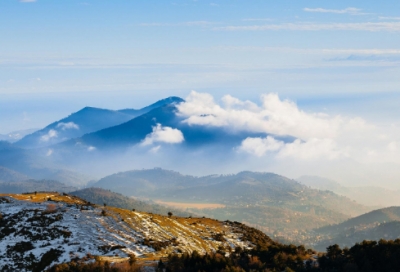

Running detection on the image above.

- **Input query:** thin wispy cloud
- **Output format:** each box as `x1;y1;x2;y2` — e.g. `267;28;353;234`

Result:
303;7;368;15
220;46;400;55
139;21;217;27
214;22;400;32
19;0;37;2
242;18;274;22
379;16;400;20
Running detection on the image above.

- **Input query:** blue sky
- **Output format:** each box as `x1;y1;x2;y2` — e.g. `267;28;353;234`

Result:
1;0;400;133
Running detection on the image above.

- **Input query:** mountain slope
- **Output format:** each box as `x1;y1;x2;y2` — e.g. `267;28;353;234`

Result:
62;101;291;151
0;166;31;182
70;187;192;217
298;175;400;207
316;206;400;235
118;96;184;116
95;169;368;217
92;168;370;244
0;179;77;194
15;97;184;149
0;128;38;143
0;141;90;186
313;207;400;251
0;192;274;271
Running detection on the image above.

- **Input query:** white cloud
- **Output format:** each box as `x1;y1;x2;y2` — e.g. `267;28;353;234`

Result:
57;122;79;130
177;91;342;140
379;17;400;20
177;92;400;164
40;129;57;142
239;136;284;157
19;0;37;2
239;137;345;160
141;124;184;146
87;146;96;151
139;21;216;27
242;18;273;22
150;145;162;153
303;7;367;15
46;149;53;156
214;22;400;32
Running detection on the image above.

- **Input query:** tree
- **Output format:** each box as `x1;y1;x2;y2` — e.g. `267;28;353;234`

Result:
132;208;135;212
168;212;173;218
104;203;107;207
129;254;136;267
0;211;2;221
101;210;107;216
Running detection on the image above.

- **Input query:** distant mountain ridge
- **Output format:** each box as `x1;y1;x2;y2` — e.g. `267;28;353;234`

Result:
92;168;371;243
313;206;400;251
298;175;400;207
94;168;368;217
0;165;31;182
0;128;38;143
15;97;184;149
0;141;90;186
62;102;293;151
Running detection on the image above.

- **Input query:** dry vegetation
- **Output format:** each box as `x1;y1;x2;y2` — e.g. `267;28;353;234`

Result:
0;192;258;269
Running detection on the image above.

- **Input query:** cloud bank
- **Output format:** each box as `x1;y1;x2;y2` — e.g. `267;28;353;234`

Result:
177;91;400;164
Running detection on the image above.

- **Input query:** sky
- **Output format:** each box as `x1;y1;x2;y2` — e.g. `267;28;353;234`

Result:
1;0;400;134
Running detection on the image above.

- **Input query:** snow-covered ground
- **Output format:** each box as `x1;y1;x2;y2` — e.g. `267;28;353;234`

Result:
0;195;253;271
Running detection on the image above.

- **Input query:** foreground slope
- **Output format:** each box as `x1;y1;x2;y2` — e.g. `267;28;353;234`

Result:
0;193;270;271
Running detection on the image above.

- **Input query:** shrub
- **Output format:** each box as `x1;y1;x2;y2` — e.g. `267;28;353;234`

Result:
44;204;57;214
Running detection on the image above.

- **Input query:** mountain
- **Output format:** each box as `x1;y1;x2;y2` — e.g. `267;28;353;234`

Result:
93;168;370;244
313;207;400;251
0;141;90;186
118;96;184;116
95;169;368;217
62;103;292;152
15;97;184;149
0;179;77;194
298;175;400;207
70;187;192;217
0;166;31;182
0;192;279;271
0;128;38;143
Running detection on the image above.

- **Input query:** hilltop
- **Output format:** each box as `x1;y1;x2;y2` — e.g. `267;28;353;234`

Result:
0;192;291;271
